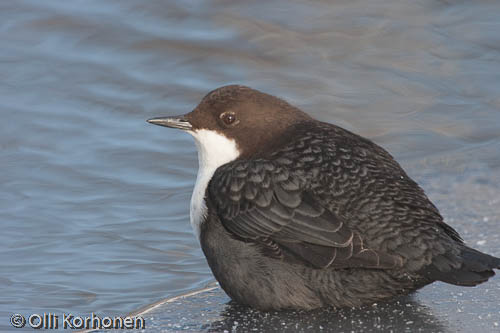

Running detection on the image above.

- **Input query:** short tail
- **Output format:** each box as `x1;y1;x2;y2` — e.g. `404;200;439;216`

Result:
420;246;500;287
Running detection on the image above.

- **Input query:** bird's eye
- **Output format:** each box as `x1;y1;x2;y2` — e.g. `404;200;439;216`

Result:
220;112;238;126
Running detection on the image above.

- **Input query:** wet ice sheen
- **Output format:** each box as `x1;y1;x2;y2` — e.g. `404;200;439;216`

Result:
1;0;500;332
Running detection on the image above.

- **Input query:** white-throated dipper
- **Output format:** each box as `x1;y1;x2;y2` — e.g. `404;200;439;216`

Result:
148;85;500;310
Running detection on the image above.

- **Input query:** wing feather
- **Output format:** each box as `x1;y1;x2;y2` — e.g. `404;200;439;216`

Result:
209;159;402;270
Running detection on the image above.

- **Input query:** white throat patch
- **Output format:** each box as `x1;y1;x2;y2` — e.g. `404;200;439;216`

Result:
188;129;240;240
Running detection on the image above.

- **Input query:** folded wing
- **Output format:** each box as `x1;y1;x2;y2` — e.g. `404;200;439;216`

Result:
209;160;403;269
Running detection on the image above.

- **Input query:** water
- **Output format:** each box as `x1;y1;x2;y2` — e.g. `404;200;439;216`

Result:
1;0;500;331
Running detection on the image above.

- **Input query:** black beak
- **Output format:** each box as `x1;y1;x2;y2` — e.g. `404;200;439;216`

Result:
147;115;192;130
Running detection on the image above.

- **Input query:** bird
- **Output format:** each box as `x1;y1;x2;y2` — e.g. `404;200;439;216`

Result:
147;85;500;310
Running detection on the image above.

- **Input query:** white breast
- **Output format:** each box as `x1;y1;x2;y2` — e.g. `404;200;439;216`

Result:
188;129;240;240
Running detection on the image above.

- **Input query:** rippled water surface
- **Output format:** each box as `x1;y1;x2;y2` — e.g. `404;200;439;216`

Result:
1;0;500;331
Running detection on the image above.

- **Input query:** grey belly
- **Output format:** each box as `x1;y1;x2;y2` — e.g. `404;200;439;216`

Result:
199;212;425;310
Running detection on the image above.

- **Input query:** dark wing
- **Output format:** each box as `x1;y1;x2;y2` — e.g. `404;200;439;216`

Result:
208;160;403;269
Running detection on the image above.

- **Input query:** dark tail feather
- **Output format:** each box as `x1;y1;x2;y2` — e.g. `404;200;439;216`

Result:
420;247;500;287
